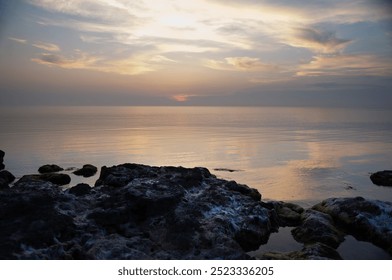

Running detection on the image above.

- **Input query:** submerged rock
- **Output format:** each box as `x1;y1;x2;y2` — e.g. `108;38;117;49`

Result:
38;164;64;174
313;197;392;255
370;170;392;187
0;163;278;259
73;164;98;177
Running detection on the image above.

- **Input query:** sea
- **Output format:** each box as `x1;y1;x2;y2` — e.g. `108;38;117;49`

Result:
1;106;392;259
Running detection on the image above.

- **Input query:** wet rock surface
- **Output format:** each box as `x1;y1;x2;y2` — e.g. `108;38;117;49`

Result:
0;163;278;259
313;197;392;255
370;170;392;187
291;210;344;248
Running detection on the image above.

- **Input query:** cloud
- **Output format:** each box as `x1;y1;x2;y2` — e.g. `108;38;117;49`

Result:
205;57;278;72
290;27;352;54
8;37;27;44
32;41;60;52
31;52;99;69
31;50;160;76
297;54;392;77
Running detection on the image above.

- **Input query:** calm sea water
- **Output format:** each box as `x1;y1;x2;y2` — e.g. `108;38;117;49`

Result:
1;106;392;207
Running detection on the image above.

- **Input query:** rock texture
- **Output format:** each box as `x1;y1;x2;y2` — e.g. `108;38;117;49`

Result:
313;197;392;255
73;164;98;177
292;210;344;248
0;163;278;259
370;170;392;187
18;173;71;186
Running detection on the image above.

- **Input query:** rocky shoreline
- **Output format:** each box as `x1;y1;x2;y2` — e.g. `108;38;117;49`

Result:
0;150;391;259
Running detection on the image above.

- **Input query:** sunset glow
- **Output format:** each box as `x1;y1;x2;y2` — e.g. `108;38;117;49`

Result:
0;0;391;106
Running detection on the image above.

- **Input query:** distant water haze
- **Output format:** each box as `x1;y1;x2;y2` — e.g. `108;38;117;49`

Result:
1;106;391;207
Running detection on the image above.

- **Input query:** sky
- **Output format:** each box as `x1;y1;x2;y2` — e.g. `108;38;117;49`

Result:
0;0;391;107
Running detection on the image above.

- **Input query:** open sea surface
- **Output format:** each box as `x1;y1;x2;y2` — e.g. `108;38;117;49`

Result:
1;106;392;259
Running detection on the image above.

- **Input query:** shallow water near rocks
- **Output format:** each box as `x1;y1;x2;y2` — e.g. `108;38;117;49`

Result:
248;227;302;258
337;235;392;260
248;227;392;260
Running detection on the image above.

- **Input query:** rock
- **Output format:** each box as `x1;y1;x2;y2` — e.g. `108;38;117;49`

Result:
270;201;304;227
260;242;342;260
38;164;64;174
313;197;392;255
370;170;392;186
73;164;98;177
0;150;5;170
291;209;345;248
0;170;16;189
0;179;76;259
18;173;71;186
68;183;91;196
0;163;278;259
225;180;261;201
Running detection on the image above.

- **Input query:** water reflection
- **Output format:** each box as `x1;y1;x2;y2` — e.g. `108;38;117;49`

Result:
1;106;392;205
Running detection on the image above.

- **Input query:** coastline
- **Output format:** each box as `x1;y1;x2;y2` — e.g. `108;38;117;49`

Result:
1;150;391;260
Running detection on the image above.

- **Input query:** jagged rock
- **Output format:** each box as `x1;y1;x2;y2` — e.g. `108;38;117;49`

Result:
0;180;76;259
291;209;345;248
38;164;64;174
73;164;98;177
0;170;15;189
370;170;392;187
313;197;392;255
68;183;91;196
260;242;342;260
0;163;278;259
269;201;304;227
18;173;71;186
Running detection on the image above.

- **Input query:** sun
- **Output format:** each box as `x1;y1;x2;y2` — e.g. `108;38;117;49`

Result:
172;94;189;102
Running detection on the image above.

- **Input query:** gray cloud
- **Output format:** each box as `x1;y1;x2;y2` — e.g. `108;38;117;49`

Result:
295;28;351;53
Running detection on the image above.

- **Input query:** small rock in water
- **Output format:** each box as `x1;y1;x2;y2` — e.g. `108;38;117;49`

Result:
73;164;98;177
370;170;392;187
38;164;64;174
0;170;16;189
0;150;5;170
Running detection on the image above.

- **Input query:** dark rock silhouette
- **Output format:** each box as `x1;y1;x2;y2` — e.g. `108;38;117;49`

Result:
0;170;15;189
18;173;71;186
68;183;91;196
38;164;64;174
73;164;98;177
0;150;5;170
370;170;392;186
